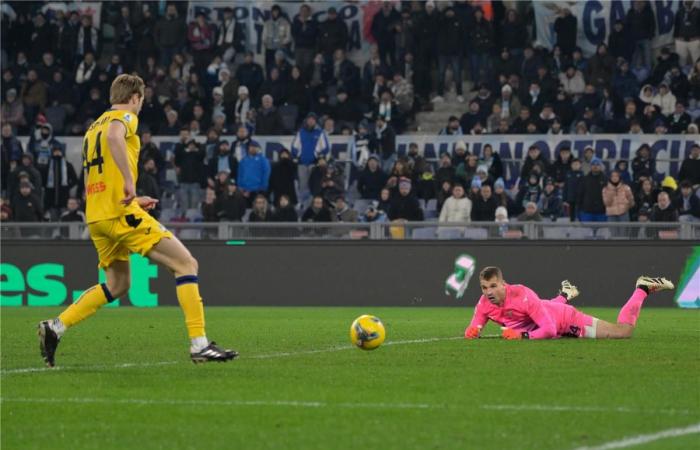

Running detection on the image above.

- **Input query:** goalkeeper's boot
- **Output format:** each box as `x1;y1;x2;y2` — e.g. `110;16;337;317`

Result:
635;276;674;293
190;341;239;364
559;280;580;302
37;320;61;368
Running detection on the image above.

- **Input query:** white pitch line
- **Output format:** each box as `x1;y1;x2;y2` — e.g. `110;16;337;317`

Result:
0;397;696;417
0;336;463;376
570;422;700;450
480;404;697;416
0;397;430;410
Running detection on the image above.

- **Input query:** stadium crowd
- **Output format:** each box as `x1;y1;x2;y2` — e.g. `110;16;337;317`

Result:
1;1;699;230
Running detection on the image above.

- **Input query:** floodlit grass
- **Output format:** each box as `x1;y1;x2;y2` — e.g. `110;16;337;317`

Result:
2;307;699;450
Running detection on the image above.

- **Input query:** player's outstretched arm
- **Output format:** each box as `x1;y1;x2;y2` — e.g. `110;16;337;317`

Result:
106;120;136;205
465;299;490;339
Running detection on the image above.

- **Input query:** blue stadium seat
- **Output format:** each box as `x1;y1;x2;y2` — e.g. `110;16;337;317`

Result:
412;227;437;239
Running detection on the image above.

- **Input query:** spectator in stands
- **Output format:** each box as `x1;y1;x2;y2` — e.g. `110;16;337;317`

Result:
360;201;388;223
12;181;42;222
302;195;332;222
27;122;61;179
689;61;700;109
218;178;247;222
632;144;656;182
471;183;498;221
371;2;401;68
331;196;357;222
676;180;700;222
1;123;23;193
59;198;85;223
435;7;464;103
577;157;608;222
256;94;284;135
439;116;463;135
608;20;633;63
469;7;494;86
1;88;26;131
291;113;329;200
678;144;700;187
160;110;181;136
554;7;577;57
248;194;274;222
586;44;615;89
389;73;414;117
501;9;529;58
214;7;240;65
651;191;679;222
21;69;47;122
238;141;271;203
233;53;262;98
495;84;521;124
651;83;676;115
479;144;503;181
517;202;543;222
8;153;42;201
358;156;387;200
626;0;656;70
603;170;635;225
208;141;238;186
674;1;700;67
318;7;348;62
44;145;77;218
374;115;396;173
155;4;186;67
262;147;294;207
291;4;318;78
520;145;550;182
136;157;161;218
388;177;423;221
668;65;691;103
559;65;586;99
187;11;216;72
438;184;471;223
230;86;250;127
333;89;362;131
273;194;298;222
262;5;291;73
538;178;563;220
175;139;206;209
667;102;692;134
516;173;542;210
460;101;484;135
201;188;219;222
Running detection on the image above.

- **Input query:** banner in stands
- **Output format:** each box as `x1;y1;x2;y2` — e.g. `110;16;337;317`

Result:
19;134;696;188
0;241;694;308
533;1;681;57
186;1;373;65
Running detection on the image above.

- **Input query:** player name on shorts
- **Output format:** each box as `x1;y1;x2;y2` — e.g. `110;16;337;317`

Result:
86;182;106;195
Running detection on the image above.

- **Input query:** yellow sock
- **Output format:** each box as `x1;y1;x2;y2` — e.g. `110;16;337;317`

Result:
58;284;111;328
176;276;206;339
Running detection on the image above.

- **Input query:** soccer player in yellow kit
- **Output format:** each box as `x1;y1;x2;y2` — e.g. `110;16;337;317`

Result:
38;74;238;366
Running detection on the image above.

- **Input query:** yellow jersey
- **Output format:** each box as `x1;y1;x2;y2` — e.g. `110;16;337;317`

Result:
83;109;141;223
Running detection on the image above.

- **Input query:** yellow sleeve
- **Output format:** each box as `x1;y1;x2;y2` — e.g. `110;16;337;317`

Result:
111;111;138;138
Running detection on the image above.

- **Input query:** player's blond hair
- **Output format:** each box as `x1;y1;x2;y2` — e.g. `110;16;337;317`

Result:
109;74;145;105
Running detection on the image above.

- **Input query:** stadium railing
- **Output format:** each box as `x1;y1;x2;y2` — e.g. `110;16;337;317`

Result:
2;222;698;241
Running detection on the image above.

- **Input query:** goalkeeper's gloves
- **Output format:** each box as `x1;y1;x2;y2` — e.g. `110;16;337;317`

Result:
501;328;529;340
464;325;481;339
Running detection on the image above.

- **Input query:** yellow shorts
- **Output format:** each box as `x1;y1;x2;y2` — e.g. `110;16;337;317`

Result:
89;208;174;269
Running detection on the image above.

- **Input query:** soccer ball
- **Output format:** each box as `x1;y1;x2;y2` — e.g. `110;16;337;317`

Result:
350;315;386;350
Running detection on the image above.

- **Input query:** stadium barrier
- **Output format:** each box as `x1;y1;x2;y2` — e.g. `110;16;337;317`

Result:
2;221;699;241
1;240;695;309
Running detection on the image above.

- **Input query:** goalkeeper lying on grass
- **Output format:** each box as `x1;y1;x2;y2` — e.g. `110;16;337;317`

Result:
465;266;674;340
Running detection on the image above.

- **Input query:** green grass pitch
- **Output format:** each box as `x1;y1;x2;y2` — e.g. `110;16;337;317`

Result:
1;307;699;450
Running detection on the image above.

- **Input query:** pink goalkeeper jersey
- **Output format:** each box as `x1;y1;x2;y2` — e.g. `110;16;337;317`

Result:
468;283;580;339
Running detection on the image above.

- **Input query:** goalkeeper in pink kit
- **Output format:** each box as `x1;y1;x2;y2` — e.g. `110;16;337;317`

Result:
465;266;674;340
